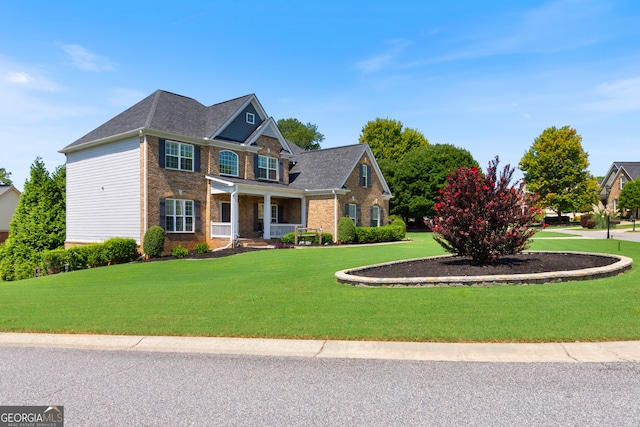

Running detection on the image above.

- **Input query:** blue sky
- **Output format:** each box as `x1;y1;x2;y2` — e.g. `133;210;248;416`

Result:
1;0;639;190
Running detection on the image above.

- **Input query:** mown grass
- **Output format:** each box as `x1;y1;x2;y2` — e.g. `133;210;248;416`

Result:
0;233;638;342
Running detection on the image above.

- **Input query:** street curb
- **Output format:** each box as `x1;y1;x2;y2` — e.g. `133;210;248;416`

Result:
1;333;639;363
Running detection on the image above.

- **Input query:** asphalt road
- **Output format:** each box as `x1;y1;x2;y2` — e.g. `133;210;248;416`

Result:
2;346;640;426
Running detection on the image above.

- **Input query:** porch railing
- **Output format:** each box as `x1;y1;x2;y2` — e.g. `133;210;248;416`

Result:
211;222;232;238
270;224;302;238
210;222;302;239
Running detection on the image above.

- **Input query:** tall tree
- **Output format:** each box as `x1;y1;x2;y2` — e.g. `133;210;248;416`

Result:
277;118;324;151
391;144;478;222
0;158;66;281
358;118;429;163
519;126;598;218
618;178;640;219
0;167;12;186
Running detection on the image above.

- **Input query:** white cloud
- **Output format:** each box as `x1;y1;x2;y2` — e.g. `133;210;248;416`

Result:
107;87;147;107
578;76;640;114
7;71;30;84
58;43;114;72
355;39;412;73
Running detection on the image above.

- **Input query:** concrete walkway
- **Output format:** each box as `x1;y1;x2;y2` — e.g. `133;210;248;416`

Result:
554;224;640;243
1;332;639;363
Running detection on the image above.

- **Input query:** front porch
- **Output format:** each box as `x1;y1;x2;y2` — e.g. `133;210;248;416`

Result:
210;222;302;239
207;176;306;243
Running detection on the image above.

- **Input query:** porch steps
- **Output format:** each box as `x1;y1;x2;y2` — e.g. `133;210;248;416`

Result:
239;238;276;249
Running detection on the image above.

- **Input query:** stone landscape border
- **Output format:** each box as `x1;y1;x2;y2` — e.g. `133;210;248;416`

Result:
335;251;634;287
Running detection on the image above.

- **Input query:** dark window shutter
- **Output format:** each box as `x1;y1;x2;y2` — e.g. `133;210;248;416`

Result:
367;165;372;188
344;203;349;217
279;160;284;183
370;206;375;227
253;203;260;231
356;205;362;226
194;146;201;172
159;198;166;229
278;205;284;223
194;200;201;232
254;154;259;179
380;207;384;226
359;165;364;187
159;139;166;168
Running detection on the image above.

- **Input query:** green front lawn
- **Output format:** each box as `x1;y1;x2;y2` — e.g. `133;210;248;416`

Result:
0;233;638;342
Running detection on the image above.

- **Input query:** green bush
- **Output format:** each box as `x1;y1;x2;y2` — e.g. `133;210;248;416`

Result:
143;226;166;258
338;217;356;244
66;246;89;270
390;218;407;240
281;233;295;244
171;244;189;258
102;238;139;264
195;242;209;254
42;248;69;274
84;243;109;268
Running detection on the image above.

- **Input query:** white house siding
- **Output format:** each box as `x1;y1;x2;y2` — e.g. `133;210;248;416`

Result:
0;188;20;232
66;137;141;243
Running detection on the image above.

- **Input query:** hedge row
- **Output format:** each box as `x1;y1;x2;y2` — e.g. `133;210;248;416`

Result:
336;216;406;244
42;238;139;275
280;232;334;245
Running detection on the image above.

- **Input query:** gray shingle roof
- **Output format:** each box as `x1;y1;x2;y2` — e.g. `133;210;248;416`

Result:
62;90;253;150
288;144;367;190
614;162;640;180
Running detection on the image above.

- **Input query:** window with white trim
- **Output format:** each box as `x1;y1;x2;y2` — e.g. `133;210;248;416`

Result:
258;203;278;223
165;199;194;232
371;206;380;227
348;204;357;224
258;155;278;181
165;141;194;171
246;112;255;124
620;175;626;190
219;151;238;176
360;164;369;188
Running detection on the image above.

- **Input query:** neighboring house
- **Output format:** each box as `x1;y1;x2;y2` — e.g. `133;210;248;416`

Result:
0;185;21;243
60;90;392;252
600;161;640;217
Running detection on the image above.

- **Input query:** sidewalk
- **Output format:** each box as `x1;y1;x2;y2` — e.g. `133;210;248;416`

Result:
1;333;639;363
554;224;640;243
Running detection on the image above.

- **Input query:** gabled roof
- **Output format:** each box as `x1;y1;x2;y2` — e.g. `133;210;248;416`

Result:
289;144;391;195
601;161;640;190
0;185;20;197
61;90;256;152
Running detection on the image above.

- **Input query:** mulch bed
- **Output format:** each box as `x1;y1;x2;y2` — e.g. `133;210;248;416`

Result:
354;252;618;278
144;247;268;262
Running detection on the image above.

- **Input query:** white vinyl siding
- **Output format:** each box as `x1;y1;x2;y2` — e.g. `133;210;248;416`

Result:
66;138;141;243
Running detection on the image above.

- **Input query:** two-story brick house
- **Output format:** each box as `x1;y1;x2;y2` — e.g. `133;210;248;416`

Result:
60;90;392;252
600;161;640;218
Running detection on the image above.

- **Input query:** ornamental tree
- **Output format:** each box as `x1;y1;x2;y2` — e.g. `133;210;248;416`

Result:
618;178;640;219
519;126;598;217
433;157;539;265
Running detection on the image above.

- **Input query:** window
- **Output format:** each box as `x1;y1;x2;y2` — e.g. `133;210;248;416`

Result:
165;141;194;171
371;206;380;227
360;164;369;188
165;199;194;232
620;175;627;190
258;203;278;223
258;155;278;180
220;202;231;223
219;151;238;176
246;112;255;124
348;204;357;224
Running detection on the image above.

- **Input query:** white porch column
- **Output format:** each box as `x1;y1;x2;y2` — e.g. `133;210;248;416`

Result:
231;187;239;243
301;196;307;228
263;193;272;239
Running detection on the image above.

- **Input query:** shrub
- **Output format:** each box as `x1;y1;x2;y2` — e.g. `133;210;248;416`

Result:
84;243;109;268
338;217;356;244
319;232;333;245
390;218;406;240
143;226;166;258
171;244;189;258
66;246;89;270
281;232;295;245
195;242;210;254
433;156;539;264
42;248;69;274
102;238;139;264
580;214;592;228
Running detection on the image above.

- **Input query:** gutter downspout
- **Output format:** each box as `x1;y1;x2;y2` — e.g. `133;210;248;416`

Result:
333;190;338;243
143;132;148;243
